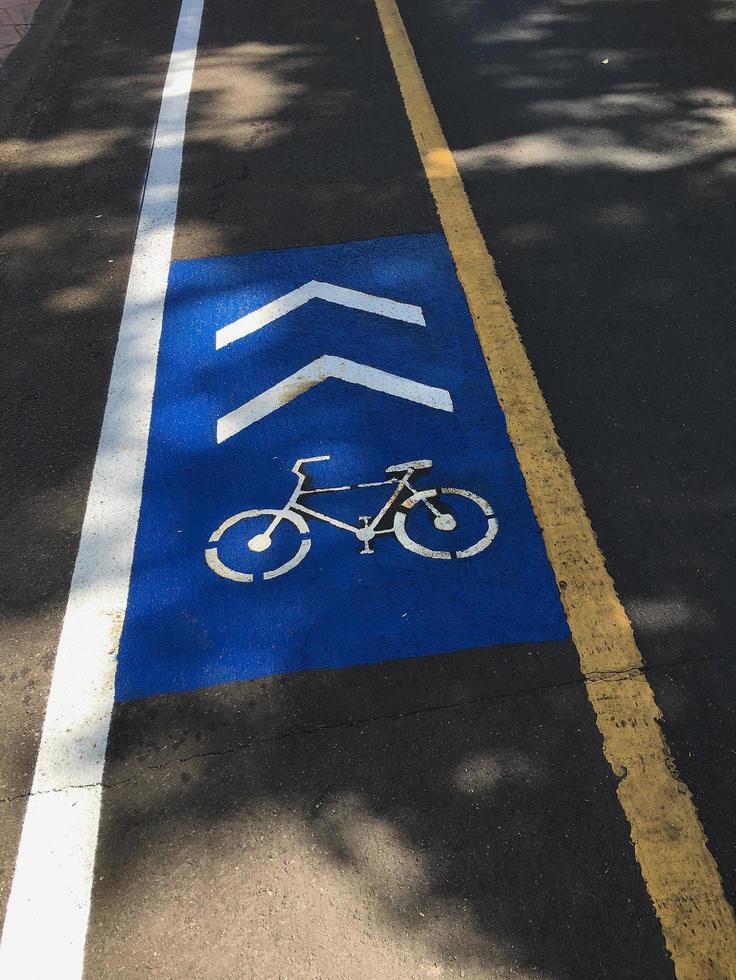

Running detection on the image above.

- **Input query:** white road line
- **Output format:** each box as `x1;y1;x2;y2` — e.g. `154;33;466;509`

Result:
0;1;203;975
215;279;426;349
216;354;454;442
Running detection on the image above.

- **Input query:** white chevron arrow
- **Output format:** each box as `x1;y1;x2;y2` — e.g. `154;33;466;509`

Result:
217;355;453;442
216;281;426;349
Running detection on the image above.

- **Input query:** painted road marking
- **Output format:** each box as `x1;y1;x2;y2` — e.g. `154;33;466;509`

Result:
205;455;499;580
0;1;204;976
114;234;568;702
372;0;736;975
217;354;454;441
216;279;426;348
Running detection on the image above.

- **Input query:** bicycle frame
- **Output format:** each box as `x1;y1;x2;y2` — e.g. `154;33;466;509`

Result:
260;455;442;550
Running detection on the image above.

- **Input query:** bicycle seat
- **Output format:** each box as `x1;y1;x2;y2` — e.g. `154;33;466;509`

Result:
385;459;433;474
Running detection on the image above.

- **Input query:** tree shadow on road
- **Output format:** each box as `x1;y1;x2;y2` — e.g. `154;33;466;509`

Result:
2;0;735;973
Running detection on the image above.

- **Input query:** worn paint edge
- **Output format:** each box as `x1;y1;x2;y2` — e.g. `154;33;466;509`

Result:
372;0;736;976
0;1;204;976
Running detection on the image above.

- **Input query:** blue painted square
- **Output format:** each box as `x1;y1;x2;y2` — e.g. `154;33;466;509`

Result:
116;233;569;701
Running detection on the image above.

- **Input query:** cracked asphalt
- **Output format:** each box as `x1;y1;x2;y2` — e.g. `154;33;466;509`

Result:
1;0;736;975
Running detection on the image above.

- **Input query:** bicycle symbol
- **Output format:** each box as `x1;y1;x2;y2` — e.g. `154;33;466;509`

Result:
205;455;499;583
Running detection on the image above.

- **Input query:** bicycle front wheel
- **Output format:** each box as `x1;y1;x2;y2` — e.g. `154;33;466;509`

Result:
205;509;311;582
393;487;498;560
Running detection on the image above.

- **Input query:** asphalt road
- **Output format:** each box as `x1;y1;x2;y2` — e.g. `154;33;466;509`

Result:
1;0;735;976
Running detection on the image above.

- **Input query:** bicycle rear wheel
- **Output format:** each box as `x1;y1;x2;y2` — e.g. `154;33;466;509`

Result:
393;487;498;559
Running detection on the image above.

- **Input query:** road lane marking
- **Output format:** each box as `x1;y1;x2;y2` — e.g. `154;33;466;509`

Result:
216;280;426;348
0;1;204;975
116;234;568;701
372;0;736;975
216;354;454;442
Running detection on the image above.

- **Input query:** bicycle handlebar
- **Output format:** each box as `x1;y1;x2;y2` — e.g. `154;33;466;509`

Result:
292;455;331;475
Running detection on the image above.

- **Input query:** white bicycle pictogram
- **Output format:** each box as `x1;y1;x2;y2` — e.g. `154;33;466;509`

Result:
205;455;499;582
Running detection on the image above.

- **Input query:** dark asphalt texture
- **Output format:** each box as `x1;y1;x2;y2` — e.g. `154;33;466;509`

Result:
0;0;182;917
1;0;734;974
397;0;736;912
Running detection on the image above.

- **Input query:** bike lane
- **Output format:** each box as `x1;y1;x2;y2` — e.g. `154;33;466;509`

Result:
1;0;727;976
80;0;678;976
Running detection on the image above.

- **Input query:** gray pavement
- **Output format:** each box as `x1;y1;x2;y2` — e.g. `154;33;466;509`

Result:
1;0;735;975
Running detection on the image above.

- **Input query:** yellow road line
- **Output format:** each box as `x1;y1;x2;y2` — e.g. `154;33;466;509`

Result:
373;0;736;975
